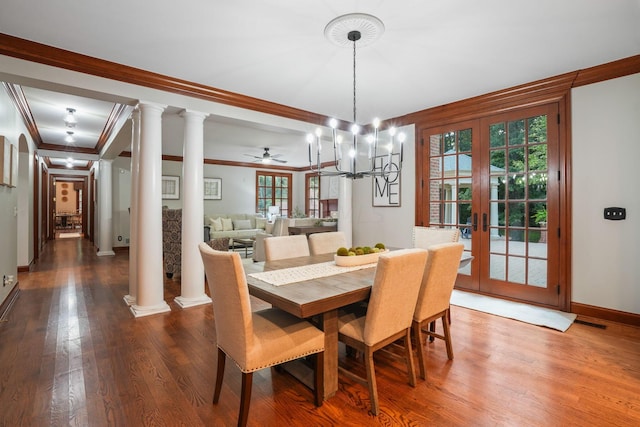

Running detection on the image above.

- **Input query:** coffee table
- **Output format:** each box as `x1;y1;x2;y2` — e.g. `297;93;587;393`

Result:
231;237;254;258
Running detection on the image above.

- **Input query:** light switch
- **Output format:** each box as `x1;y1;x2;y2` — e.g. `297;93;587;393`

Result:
604;207;626;220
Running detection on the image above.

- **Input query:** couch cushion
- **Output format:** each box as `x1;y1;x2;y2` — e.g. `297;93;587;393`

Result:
210;217;223;231
233;219;252;230
222;217;233;231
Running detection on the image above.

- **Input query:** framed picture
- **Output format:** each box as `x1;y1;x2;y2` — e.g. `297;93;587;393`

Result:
204;177;222;200
162;175;180;199
372;153;401;207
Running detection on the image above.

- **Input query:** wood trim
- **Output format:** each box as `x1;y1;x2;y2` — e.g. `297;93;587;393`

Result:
0;282;20;321
2;82;44;146
572;55;640;88
17;264;32;273
33;151;39;262
0;33;331;127
96;104;130;153
572;302;640;327
400;72;576;129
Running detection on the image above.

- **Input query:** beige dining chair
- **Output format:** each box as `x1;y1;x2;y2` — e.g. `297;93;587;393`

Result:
412;226;461;336
308;231;347;255
263;234;310;261
198;243;325;427
412;226;460;248
337;248;428;415
412;242;464;380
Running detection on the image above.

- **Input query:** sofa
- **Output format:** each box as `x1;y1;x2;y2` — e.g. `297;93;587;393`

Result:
204;213;268;242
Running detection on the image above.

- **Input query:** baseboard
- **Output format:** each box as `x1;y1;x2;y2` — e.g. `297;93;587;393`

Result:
571;302;640;327
0;282;20;322
18;263;31;273
113;246;130;253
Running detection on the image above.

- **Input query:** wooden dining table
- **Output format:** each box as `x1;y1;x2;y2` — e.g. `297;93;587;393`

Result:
246;252;375;400
245;251;474;400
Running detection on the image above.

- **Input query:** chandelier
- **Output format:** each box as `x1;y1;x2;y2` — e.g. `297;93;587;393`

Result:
306;13;405;179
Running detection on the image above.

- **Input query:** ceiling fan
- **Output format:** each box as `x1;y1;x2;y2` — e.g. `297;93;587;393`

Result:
245;147;287;164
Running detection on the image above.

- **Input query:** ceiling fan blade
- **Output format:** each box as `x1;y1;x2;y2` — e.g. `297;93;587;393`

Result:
272;158;288;163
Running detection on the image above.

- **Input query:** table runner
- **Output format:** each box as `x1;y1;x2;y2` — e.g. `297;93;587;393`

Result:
248;261;377;287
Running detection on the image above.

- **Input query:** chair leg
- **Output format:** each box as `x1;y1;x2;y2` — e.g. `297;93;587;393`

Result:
213;348;226;404
364;347;380;415
442;311;454;360
403;328;417;387
313;351;324;407
428;320;436;342
238;372;253;427
413;321;427;380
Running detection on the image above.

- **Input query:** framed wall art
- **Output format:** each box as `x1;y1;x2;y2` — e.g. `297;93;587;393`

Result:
162;175;180;200
204;177;222;200
372;153;401;207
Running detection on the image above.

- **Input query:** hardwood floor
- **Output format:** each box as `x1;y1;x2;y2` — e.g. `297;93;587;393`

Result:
2;237;639;426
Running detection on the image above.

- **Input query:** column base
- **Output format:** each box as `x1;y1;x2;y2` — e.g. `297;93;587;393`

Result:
97;250;116;257
129;301;171;318
174;294;212;309
123;294;136;306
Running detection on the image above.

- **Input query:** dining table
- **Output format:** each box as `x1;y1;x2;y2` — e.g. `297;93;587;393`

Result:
246;252;375;399
245;251;474;400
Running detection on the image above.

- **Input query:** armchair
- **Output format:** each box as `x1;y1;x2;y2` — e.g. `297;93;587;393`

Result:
252;217;290;262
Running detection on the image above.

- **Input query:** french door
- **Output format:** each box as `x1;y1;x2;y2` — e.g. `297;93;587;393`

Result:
421;104;562;308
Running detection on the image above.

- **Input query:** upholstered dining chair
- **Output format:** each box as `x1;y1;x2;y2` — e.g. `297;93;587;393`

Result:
198;243;325;427
308;231;347;255
263;234;310;261
412;226;461;338
337;248;428;415
412;242;464;380
412;226;460;248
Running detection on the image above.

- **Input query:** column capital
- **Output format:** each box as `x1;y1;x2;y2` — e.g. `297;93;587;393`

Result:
179;109;209;120
137;101;167;114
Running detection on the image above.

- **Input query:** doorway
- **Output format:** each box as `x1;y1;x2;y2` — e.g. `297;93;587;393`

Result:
51;176;88;239
420;103;563;308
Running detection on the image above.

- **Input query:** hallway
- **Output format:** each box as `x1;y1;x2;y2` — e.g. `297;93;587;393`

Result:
2;238;639;426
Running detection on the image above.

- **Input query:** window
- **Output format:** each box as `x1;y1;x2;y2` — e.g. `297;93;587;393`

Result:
256;171;292;218
305;173;320;218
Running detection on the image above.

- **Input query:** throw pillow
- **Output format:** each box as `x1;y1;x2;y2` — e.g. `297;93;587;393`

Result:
210;217;223;232
233;219;252;230
221;217;233;231
255;218;267;230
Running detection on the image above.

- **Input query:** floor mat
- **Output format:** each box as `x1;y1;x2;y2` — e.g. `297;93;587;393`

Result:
450;289;576;332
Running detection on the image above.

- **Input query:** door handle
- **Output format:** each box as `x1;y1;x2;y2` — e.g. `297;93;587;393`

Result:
472;213;478;231
483;213;488;232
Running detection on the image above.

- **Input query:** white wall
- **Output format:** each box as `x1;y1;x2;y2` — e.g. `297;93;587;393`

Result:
572;73;640;314
0;88;21;304
352;124;416;249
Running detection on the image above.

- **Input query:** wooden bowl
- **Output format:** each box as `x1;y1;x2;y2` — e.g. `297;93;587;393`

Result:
334;249;388;266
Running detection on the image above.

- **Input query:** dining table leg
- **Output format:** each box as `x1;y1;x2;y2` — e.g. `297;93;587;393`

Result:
321;309;339;400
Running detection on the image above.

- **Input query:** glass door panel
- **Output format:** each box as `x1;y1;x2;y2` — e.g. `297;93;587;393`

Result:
421;104;561;308
480;104;559;306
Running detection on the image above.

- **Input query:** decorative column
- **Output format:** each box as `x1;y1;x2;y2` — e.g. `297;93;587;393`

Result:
175;110;211;308
130;102;170;317
124;109;140;306
97;159;115;256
